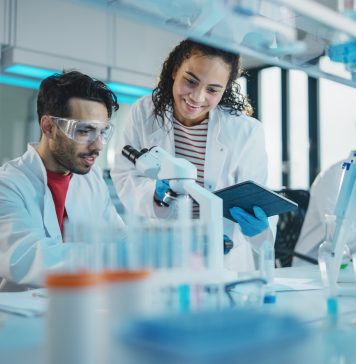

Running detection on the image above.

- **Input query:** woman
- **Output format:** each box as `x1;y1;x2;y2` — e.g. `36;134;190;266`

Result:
112;39;275;271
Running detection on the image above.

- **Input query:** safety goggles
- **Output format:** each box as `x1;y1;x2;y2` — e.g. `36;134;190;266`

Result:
50;117;114;145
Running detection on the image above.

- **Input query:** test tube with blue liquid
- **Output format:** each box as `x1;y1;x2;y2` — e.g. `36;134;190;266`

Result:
259;239;276;304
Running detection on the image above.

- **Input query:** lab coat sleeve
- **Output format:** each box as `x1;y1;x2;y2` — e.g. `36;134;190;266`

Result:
236;121;277;250
111;101;171;219
222;118;277;271
292;185;326;265
92;166;126;234
92;167;127;241
0;180;69;287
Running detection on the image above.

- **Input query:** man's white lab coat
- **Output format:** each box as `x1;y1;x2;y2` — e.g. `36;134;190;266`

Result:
0;144;124;286
293;161;344;266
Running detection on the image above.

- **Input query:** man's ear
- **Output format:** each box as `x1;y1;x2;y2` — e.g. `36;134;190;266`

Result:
40;115;55;138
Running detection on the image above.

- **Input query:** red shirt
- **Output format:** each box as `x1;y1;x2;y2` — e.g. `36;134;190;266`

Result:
46;170;71;238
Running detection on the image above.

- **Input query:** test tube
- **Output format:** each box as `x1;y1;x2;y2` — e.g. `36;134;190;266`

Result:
259;239;276;304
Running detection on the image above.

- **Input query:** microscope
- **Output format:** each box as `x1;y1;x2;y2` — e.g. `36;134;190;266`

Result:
122;145;224;271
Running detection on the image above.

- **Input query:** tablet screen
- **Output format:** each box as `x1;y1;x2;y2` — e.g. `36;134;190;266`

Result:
214;180;298;221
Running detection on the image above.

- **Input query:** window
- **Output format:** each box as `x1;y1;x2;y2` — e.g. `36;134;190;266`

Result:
319;79;356;172
260;67;282;189
288;70;309;188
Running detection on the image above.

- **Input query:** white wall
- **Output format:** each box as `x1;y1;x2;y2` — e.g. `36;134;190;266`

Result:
1;0;182;87
0;0;183;166
15;0;109;65
0;84;37;164
0;0;9;45
319;79;356;172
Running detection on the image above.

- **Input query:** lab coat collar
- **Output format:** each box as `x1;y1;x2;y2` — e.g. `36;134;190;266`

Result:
146;112;175;155
24;144;62;239
147;106;226;151
148;107;228;191
208;107;223;147
204;108;227;191
25;143;49;185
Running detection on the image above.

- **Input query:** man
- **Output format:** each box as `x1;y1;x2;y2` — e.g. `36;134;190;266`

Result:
0;71;124;287
293;151;356;266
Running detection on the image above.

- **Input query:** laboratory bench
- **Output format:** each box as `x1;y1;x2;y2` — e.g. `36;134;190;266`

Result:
1;266;356;364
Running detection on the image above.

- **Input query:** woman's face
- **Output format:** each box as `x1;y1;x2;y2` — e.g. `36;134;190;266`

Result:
172;53;231;126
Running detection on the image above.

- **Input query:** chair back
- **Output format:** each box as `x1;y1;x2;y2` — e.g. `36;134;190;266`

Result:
274;189;310;267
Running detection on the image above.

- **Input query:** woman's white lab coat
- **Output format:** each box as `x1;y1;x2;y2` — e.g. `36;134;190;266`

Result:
112;96;275;272
0;144;124;286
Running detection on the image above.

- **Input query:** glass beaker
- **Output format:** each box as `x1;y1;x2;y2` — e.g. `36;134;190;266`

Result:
343;220;356;281
318;214;351;287
225;278;266;308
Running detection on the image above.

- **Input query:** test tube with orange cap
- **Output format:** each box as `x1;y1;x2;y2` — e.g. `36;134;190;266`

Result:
46;272;107;364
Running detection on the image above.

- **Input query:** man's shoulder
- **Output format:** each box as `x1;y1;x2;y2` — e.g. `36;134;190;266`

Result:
0;152;43;201
313;161;344;189
0;154;31;184
309;161;345;203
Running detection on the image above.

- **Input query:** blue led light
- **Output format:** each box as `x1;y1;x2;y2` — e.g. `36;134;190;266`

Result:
0;75;41;89
0;75;143;103
107;82;151;97
4;64;58;79
0;65;149;104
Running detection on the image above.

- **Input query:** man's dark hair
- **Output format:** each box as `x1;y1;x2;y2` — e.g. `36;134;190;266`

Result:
37;70;119;122
152;39;252;125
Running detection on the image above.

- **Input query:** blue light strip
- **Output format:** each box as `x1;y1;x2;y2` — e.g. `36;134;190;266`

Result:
0;75;41;89
4;64;58;79
1;63;149;104
107;82;151;97
0;75;139;104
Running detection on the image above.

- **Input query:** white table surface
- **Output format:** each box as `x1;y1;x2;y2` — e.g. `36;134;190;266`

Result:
1;266;356;364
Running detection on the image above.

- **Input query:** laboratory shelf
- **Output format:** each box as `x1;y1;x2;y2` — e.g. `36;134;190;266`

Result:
74;0;356;87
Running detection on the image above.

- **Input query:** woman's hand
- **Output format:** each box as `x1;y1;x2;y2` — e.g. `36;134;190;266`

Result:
229;206;269;237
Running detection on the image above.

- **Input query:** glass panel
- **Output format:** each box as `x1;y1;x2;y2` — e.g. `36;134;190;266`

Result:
260;67;282;189
289;70;309;189
319;79;356;172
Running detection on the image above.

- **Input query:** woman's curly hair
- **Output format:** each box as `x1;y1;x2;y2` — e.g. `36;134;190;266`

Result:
152;39;252;125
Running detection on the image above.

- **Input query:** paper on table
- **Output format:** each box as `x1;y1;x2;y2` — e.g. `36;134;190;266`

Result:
0;288;48;317
274;277;323;292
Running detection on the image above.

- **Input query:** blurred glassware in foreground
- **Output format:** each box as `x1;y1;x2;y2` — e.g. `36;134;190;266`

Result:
118;308;318;364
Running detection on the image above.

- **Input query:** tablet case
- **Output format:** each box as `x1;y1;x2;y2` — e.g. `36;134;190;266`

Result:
214;180;298;221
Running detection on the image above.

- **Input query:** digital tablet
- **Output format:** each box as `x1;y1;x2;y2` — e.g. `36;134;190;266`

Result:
214;180;298;221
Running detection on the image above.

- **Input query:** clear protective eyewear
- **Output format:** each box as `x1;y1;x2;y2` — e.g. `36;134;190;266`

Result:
50;116;114;145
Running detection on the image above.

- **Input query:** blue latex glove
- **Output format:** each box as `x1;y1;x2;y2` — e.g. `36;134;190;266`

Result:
154;179;170;202
229;206;269;237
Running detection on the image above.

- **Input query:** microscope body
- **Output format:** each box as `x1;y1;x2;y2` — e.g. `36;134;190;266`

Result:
122;146;224;270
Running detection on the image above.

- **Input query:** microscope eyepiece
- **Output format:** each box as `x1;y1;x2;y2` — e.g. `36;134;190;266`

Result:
122;145;147;164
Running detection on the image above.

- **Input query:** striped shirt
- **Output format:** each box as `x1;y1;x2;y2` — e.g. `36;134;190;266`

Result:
173;118;208;217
